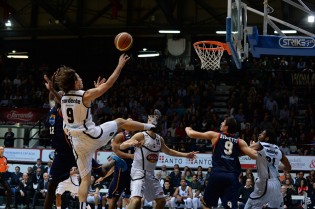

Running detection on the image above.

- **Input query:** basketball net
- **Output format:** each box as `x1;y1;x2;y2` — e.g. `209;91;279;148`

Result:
193;41;231;71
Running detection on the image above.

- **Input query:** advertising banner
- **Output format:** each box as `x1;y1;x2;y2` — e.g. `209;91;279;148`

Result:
0;108;48;124
4;148;40;162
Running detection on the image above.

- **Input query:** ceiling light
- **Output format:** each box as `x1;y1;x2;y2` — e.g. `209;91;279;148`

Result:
138;52;160;58
158;30;180;34
7;55;29;59
5;20;11;27
308;16;315;23
274;30;297;34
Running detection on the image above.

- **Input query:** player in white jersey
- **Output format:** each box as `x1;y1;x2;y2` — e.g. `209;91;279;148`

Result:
55;167;80;209
245;129;291;209
52;54;155;209
120;110;197;209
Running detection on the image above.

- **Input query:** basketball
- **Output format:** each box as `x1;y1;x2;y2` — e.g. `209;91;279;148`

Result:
114;32;133;51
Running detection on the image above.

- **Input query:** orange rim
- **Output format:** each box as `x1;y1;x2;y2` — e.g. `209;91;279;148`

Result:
194;41;231;55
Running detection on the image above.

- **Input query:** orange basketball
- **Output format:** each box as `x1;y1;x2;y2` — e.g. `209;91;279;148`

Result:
114;32;133;51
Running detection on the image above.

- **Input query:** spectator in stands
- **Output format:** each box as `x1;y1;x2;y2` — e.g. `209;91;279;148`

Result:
289;89;299;111
164;131;174;147
241;169;255;186
4;128;15;147
281;185;292;209
31;172;49;209
279;141;291;156
163;180;174;209
27;167;33;177
279;105;290;124
238;178;254;209
284;179;297;195
44;160;53;175
170;168;182;189
32;159;45;174
297;58;306;71
10;166;23;208
18;172;34;209
196;170;204;185
190;175;202;194
205;167;212;180
160;164;169;180
295;171;308;188
31;168;43;185
155;172;165;187
171;179;193;209
297;179;309;196
306;170;315;186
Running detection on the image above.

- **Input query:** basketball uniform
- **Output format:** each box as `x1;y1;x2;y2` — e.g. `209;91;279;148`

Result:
107;131;133;199
130;131;163;202
171;186;193;208
55;174;80;196
204;132;241;209
61;90;118;178
245;142;283;209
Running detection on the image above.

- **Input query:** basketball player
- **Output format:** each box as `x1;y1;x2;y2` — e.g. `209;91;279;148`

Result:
52;54;155;209
244;130;291;209
107;128;134;209
185;117;257;209
120;109;197;209
43;75;126;209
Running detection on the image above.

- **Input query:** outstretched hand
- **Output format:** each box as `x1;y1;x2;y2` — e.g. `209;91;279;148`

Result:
43;74;53;91
118;54;130;68
186;151;198;159
94;76;106;88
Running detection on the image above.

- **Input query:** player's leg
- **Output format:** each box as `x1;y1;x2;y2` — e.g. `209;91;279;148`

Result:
107;166;124;209
264;180;283;209
144;171;164;209
203;172;220;208
244;178;268;209
101;196;107;209
1;179;12;208
128;176;144;209
220;173;240;209
114;118;155;131
78;172;92;209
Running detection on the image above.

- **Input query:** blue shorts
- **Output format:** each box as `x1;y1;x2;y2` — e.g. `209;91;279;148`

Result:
50;152;77;183
203;171;240;209
107;165;131;199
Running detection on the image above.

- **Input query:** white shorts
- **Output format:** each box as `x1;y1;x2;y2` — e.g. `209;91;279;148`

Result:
69;121;117;178
245;178;283;209
130;168;164;202
56;174;79;195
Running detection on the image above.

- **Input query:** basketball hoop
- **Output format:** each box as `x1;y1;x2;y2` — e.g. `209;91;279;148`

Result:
193;41;231;71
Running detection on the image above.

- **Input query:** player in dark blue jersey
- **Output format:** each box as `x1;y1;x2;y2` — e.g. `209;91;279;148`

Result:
100;129;134;209
185;117;257;209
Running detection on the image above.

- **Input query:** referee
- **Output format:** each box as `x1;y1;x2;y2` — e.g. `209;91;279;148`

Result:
0;146;12;209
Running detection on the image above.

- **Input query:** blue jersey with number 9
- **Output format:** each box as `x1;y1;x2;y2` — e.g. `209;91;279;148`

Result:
212;132;241;174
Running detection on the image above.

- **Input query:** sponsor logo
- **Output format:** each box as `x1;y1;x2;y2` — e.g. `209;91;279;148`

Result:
49;114;56;126
310;160;315;169
7;111;34;121
62;98;81;104
147;154;158;163
279;37;315;48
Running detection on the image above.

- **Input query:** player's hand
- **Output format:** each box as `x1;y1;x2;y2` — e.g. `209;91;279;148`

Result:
94;76;106;88
132;140;141;147
186;151;197;159
118;54;130;68
44;74;53;91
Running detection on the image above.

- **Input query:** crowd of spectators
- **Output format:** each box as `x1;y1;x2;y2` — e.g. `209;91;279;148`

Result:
0;56;315;155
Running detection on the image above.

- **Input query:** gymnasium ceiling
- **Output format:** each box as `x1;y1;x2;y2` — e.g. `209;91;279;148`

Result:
0;0;314;39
